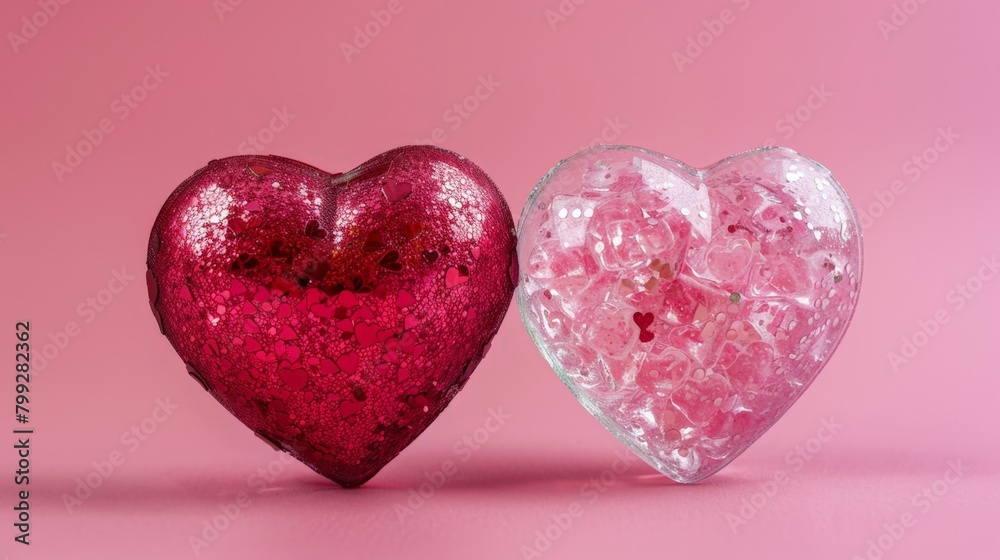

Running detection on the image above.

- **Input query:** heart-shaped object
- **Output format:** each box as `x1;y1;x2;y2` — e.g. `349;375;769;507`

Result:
516;146;862;482
147;145;516;487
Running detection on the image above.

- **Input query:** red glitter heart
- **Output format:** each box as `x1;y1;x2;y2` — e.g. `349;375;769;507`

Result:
147;146;516;486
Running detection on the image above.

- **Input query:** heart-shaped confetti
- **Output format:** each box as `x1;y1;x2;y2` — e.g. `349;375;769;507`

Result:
147;146;516;486
516;146;862;482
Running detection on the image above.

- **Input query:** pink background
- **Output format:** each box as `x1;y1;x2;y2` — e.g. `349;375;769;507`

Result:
2;0;998;559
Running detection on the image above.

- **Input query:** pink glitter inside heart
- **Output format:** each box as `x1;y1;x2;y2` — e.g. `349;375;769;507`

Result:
516;146;863;483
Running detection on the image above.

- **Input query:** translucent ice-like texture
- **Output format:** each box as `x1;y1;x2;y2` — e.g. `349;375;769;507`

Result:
517;146;863;483
147;146;516;487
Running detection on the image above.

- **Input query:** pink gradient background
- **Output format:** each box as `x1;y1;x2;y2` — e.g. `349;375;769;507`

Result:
2;1;998;559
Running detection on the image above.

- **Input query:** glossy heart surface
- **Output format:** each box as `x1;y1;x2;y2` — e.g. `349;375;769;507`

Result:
147;146;516;487
516;146;862;482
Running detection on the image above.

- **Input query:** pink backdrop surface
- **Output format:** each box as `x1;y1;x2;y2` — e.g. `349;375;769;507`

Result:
1;0;998;559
